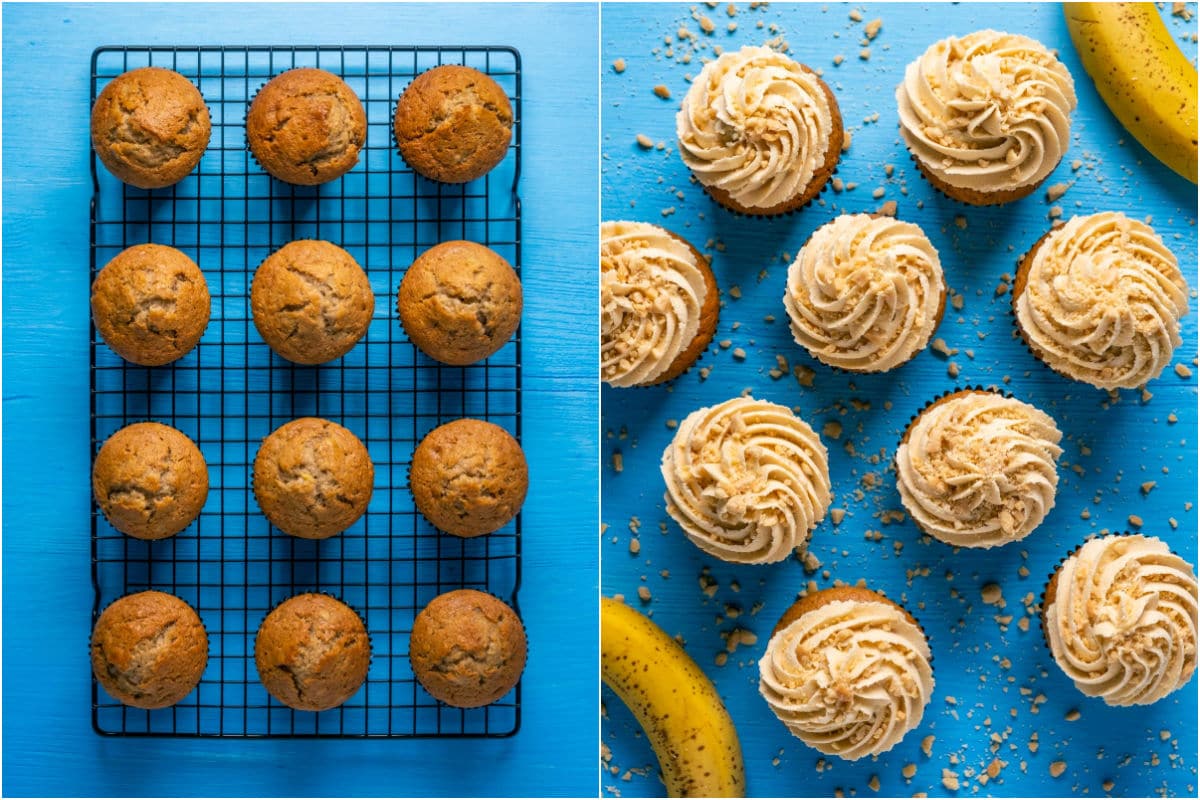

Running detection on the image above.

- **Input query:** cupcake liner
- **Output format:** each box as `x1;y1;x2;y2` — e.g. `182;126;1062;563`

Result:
904;150;1049;208
90;589;210;709
252;590;375;709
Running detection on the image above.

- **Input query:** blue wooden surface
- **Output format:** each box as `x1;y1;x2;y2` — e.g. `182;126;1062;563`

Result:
2;3;597;796
601;3;1197;797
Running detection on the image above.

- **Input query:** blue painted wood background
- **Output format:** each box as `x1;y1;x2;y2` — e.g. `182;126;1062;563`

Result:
601;3;1198;797
2;3;598;796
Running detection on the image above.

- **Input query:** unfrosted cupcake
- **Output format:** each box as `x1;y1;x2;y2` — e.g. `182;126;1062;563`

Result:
895;389;1062;548
1043;534;1197;706
601;221;719;386
662;396;831;564
677;45;843;216
1013;212;1189;390
783;214;945;372
759;586;934;760
896;30;1076;205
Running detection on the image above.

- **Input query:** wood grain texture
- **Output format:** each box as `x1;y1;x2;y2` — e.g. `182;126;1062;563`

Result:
2;3;598;796
600;3;1197;798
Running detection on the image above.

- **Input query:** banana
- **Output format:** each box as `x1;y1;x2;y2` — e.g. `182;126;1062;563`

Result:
1063;2;1198;183
601;596;746;798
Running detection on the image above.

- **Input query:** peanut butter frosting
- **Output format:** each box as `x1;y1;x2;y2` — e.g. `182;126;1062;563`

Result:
602;221;708;387
661;397;831;564
784;214;945;371
760;599;934;760
677;46;835;210
896;391;1062;548
896;30;1076;193
1046;535;1197;706
1014;212;1189;389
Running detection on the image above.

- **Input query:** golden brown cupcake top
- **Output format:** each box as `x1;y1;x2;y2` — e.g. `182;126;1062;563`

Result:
397;240;522;366
409;418;527;538
250;239;375;365
92;422;208;540
255;593;371;712
246;68;366;185
409;589;527;708
394;65;514;183
91;243;211;366
91;590;208;709
253;417;374;540
91;67;211;189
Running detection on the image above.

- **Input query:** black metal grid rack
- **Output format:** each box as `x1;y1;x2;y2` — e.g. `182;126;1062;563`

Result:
89;45;522;738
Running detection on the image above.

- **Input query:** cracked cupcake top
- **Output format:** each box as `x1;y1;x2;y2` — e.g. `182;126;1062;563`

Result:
896;30;1076;195
677;46;837;211
246;68;366;185
1045;535;1197;706
253;417;374;540
784;214;945;372
92;243;211;367
896;390;1062;548
760;590;934;761
398;240;523;366
662;396;831;564
92;422;209;540
601;221;712;387
1014;212;1189;389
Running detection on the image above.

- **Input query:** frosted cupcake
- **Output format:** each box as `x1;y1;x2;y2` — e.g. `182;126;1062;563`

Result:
677;45;843;216
662;396;831;564
601;221;719;387
1043;534;1197;706
895;389;1062;548
1013;212;1189;390
896;30;1076;205
783;214;946;372
759;586;934;760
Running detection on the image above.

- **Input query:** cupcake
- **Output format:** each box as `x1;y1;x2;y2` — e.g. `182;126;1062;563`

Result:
662;396;831;564
250;239;375;365
397;240;522;365
409;589;527;707
759;586;934;760
601;221;719;387
91;590;208;709
409;418;527;538
1043;534;1197;706
91;243;211;366
252;417;373;540
1012;212;1189;390
93;422;208;540
677;45;843;216
896;30;1076;205
255;593;371;711
394;65;513;183
783;214;946;372
895;389;1062;548
245;68;367;185
91;67;211;189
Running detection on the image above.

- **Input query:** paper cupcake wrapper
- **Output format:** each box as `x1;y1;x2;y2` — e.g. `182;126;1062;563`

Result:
90;589;210;709
904;151;1049;208
699;162;840;221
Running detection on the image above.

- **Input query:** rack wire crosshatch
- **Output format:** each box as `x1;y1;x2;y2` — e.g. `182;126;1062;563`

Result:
89;45;522;738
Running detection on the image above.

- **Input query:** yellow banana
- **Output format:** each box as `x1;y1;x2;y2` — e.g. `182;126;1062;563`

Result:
601;596;746;798
1063;2;1198;183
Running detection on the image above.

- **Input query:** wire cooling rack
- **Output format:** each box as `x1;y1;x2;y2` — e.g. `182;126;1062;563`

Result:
89;45;522;738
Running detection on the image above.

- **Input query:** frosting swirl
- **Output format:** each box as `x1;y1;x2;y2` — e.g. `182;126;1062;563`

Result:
677;46;836;210
662;397;831;564
601;221;708;387
896;391;1062;548
760;599;934;760
896;30;1076;193
784;214;945;371
1015;212;1189;389
1046;535;1197;706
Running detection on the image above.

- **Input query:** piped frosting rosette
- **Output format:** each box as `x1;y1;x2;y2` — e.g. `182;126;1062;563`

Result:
661;396;831;564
